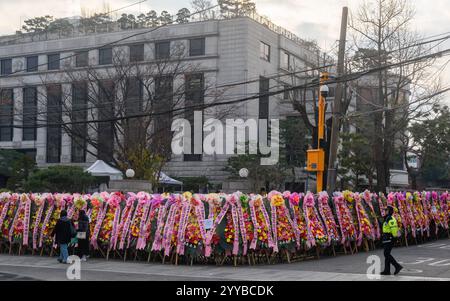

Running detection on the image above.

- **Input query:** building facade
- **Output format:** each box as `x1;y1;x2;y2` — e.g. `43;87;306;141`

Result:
0;15;327;191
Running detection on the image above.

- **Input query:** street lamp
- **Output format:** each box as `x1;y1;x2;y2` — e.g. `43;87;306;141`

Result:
239;168;249;178
126;169;135;179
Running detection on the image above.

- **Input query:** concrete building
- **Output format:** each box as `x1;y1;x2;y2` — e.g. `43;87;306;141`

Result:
0;14;329;192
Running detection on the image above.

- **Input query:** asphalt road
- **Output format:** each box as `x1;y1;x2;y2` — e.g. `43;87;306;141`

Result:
0;238;448;281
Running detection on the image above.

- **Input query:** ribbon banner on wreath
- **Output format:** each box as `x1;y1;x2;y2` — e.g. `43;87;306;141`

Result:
268;191;297;253
88;193;106;243
247;194;274;252
0;193;13;241
333;192;357;246
204;193;240;257
114;193;136;251
362;190;381;241
429;192;445;234
38;194;56;249
128;192;151;250
150;194;172;253
396;192;415;239
317;191;340;245
234;192;254;256
176;194;207;258
202;193;222;254
387;193;403;236
441;192;449;229
161;193;184;257
30;193;47;249
303;192;327;248
8;193;32;246
353;192;375;246
287;192;308;248
412;191;429;237
1;193;19;241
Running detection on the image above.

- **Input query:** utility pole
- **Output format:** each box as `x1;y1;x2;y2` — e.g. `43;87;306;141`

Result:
306;72;328;193
326;6;348;194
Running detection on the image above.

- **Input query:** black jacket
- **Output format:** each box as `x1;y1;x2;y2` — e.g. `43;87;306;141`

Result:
77;215;90;238
53;216;75;244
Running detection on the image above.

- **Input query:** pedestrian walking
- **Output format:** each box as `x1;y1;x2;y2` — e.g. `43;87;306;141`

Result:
52;210;76;264
381;205;403;275
76;210;90;261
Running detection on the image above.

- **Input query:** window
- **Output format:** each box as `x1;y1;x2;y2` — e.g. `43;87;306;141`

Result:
1;59;12;75
283;85;290;100
260;42;270;62
0;89;13;141
75;51;89;67
46;85;62;163
189;38;205;56
26;56;38;72
184;73;204;162
47;53;60;70
155;41;170;60
23;87;37;140
124;77;144;146
97;80;115;162
71;82;88;163
129;44;144;62
99;47;113;65
259;77;269;119
125;77;143;115
153;76;173;154
281;51;290;70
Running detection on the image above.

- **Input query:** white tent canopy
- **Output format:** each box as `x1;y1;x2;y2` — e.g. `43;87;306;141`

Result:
86;160;123;180
159;172;182;186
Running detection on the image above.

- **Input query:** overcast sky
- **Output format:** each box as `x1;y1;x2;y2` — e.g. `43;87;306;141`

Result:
0;0;449;103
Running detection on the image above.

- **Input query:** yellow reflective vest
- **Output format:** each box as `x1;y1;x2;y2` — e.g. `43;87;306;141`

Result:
383;216;399;238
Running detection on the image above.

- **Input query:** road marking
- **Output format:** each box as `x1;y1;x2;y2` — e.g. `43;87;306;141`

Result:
418;243;447;248
399;257;435;265
429;259;450;267
401;269;423;274
0;262;449;281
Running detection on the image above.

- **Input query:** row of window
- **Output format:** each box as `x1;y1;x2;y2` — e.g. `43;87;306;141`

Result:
0;38;206;75
0;74;205;163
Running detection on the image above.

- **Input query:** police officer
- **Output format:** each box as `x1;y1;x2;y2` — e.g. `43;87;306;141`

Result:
381;205;403;275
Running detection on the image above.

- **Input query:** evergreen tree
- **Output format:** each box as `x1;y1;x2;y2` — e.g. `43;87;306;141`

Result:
176;8;191;24
146;10;159;27
21;15;54;33
159;11;173;25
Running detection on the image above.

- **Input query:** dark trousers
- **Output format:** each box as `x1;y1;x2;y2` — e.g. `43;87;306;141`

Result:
77;239;90;258
383;241;401;273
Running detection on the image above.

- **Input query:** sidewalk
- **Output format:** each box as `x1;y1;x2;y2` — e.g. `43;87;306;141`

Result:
0;254;448;281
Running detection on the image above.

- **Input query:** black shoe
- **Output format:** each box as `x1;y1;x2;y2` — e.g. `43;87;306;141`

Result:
394;266;403;275
380;271;391;276
57;259;62;263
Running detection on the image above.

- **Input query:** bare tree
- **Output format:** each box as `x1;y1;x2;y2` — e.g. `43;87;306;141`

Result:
190;0;218;21
27;42;230;188
348;0;441;192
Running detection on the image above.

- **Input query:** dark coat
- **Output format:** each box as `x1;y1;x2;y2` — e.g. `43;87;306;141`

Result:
52;216;75;244
77;214;90;238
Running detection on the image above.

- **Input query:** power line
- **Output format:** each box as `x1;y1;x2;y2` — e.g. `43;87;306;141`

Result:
2;29;449;122
2;47;450;129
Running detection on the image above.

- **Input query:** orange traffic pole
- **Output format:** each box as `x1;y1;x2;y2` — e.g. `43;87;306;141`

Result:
316;72;328;193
